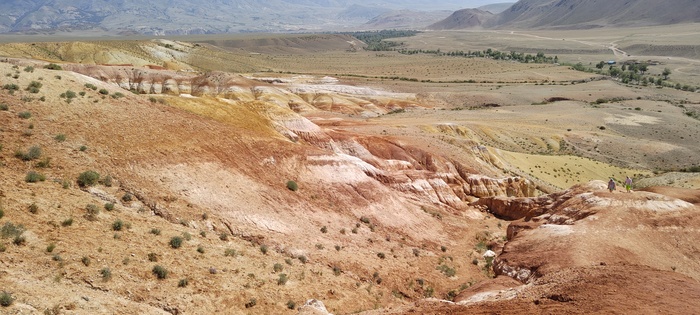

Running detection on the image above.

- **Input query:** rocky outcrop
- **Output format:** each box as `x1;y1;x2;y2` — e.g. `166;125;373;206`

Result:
298;299;333;315
472;196;550;221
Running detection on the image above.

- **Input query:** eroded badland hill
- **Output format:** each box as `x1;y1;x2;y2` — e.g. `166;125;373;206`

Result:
0;29;699;314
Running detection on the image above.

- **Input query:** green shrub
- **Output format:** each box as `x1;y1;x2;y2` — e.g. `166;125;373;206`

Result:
25;81;42;93
112;220;124;231
81;256;91;266
99;89;109;95
277;273;288;285
104;203;115;211
23;66;34;73
84;83;97;90
111;92;125;99
61;218;73;227
260;244;268;255
29;203;39;214
13;235;26;246
148;253;158;262
121;193;133;202
197;245;205;254
36;157;51;168
170;236;183;248
77;170;100;187
273;263;284;272
1;222;25;239
15;145;42;161
44;63;62;70
0;208;3;219
245;298;257;308
85;204;100;221
25;170;46;183
0;291;14;307
65;90;77;99
0;103;7;110
178;278;189;287
79;145;87;152
99;175;113;187
287;300;296;310
152;265;168;279
224;248;237;257
286;180;298;191
17;111;31;119
150;228;161;235
100;267;112;281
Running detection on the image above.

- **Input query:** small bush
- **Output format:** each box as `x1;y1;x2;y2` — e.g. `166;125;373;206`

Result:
13;235;26;246
104;203;115;211
197;245;205;254
25;170;46;183
46;243;56;252
152;265;168;279
44;63;62;70
111;92;125;99
81;256;91;266
377;252;386;259
0;291;14;307
18;111;32;119
77;170;100;187
170;236;183;249
29;203;39;214
287;300;296;310
0;103;7;110
61;218;73;227
286;180;298;191
148;252;159;262
85;204;100;221
245;298;257;308
112;220;124;231
25;81;42;93
178;278;189;287
100;268;112;281
84;83;97;90
99;89;109;95
332;265;341;276
224;248;237;257
35;157;51;168
150;228;161;235
298;255;308;264
24;66;34;73
278;273;288;285
260;244;268;255
121;193;133;202
79;145;87;152
1;222;25;239
273;263;284;272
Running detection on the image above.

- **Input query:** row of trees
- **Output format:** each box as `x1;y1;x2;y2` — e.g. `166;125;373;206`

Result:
344;30;419;51
573;61;697;92
397;48;558;64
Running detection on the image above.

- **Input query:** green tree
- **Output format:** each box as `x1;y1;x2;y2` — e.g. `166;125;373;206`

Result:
662;68;672;80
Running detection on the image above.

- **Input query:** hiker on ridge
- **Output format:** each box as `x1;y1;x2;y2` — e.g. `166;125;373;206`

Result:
625;176;633;193
608;178;616;192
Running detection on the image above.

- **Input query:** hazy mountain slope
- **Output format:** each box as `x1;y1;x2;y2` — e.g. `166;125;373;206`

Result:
362;10;454;30
496;0;700;29
0;0;500;34
427;9;495;30
429;0;700;30
477;2;515;14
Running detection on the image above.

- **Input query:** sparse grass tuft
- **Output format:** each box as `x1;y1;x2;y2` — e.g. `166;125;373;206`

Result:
260;244;268;255
18;111;31;119
100;268;112;281
178;278;189;287
278;273;288;285
112;220;124;231
85;204;100;221
152;265;168;279
170;236;183;249
25;170;46;183
0;291;14;307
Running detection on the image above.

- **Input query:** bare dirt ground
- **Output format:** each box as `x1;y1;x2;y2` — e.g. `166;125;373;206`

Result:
0;24;699;314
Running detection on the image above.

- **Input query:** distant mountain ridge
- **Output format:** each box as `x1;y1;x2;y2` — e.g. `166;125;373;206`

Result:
0;0;493;35
429;0;700;30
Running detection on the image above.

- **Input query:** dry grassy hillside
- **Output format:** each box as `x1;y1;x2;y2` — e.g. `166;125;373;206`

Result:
0;30;699;314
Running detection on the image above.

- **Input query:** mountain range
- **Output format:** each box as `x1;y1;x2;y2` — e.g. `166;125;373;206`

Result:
1;0;698;35
429;0;700;30
0;0;493;35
